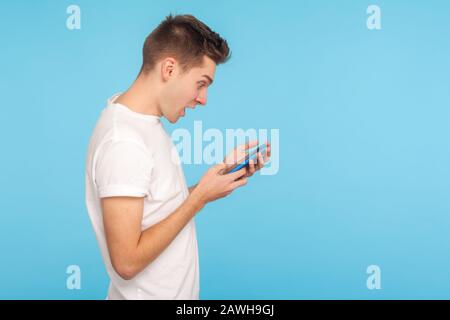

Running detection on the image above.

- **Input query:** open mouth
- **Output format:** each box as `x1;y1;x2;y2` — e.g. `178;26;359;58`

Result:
181;105;195;117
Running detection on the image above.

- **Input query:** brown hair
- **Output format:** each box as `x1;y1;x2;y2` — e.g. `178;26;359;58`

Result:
140;14;231;74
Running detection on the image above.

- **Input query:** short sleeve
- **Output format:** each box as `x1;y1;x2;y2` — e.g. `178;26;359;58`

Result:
95;140;154;198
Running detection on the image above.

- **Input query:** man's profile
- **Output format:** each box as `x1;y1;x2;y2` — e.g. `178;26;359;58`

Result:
85;14;270;300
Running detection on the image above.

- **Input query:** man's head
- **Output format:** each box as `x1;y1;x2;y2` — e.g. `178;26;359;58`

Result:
139;14;230;123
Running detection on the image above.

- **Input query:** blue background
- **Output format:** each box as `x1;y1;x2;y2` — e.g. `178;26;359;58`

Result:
1;0;449;299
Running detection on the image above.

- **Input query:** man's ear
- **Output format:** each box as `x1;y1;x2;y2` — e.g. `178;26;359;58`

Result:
161;57;177;82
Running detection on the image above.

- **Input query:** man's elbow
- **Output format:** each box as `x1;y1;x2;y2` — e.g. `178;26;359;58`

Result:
112;260;139;281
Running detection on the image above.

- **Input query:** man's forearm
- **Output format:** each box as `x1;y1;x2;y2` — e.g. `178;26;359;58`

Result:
188;184;198;194
123;193;204;279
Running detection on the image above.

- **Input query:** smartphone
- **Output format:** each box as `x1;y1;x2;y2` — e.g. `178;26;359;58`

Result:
225;144;267;174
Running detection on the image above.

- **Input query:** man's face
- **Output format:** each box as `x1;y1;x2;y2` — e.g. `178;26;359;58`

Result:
161;55;216;123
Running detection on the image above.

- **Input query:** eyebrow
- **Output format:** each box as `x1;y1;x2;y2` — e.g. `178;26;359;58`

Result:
202;75;214;85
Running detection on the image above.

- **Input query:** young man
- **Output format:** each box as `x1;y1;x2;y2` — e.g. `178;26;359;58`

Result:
85;14;270;300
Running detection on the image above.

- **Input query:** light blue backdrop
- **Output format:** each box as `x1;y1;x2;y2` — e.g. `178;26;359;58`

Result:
1;0;449;299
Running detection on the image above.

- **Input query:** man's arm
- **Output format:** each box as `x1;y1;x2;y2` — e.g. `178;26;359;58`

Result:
188;184;197;194
102;163;248;280
102;193;204;280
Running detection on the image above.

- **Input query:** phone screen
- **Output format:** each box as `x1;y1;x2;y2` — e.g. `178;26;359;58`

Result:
225;144;267;174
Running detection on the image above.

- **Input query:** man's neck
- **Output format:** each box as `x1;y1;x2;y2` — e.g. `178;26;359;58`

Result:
115;75;162;117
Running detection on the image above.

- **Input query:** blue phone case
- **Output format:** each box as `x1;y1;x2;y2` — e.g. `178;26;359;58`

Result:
227;145;267;173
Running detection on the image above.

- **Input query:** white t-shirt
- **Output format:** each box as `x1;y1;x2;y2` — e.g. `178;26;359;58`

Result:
85;93;199;300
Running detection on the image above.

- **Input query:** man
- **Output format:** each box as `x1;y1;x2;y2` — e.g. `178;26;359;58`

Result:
85;14;270;300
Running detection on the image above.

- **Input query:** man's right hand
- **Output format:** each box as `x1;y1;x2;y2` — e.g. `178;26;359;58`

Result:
190;163;248;205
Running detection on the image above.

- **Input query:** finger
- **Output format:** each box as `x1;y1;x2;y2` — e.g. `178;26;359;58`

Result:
224;155;237;166
248;159;256;176
228;166;247;180
257;152;265;169
230;176;248;190
265;141;271;158
243;140;259;151
265;147;271;162
214;162;228;174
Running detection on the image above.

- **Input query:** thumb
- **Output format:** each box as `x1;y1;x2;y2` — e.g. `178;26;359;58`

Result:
213;162;228;173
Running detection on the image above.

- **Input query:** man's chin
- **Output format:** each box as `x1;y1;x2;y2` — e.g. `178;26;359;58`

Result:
166;110;185;123
167;115;180;124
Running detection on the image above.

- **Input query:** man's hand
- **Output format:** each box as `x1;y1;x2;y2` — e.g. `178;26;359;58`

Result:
223;140;271;177
190;163;248;204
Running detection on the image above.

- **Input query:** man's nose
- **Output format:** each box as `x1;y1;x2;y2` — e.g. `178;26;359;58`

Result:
195;93;207;105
